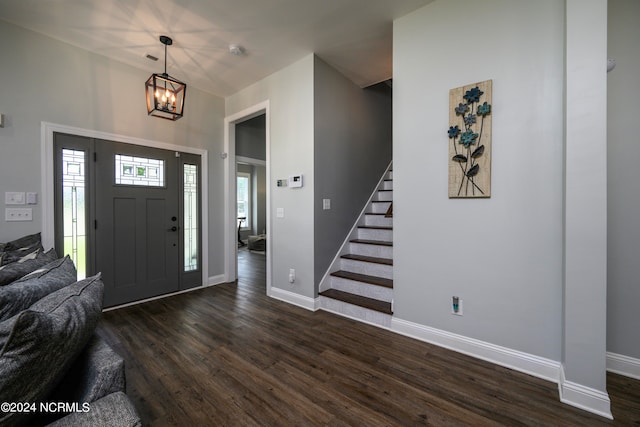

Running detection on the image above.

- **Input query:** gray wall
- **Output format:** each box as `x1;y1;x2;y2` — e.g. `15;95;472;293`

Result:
0;21;226;279
226;55;316;297
313;57;392;286
607;0;640;360
236;115;266;161
394;0;564;360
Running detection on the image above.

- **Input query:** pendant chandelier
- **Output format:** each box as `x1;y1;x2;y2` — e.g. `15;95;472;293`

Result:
145;35;187;121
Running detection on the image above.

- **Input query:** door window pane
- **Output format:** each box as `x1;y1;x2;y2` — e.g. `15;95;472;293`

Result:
237;173;250;230
62;149;86;279
184;164;198;272
115;154;164;186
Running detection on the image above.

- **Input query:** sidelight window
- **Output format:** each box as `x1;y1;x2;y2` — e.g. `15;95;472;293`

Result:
61;149;87;279
184;164;198;271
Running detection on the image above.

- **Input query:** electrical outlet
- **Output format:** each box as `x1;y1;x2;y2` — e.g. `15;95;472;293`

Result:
289;268;295;284
452;296;463;316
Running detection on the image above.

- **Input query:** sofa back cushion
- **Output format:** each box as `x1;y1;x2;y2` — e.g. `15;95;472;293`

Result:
0;248;58;286
0;232;43;266
0;274;104;427
0;256;77;322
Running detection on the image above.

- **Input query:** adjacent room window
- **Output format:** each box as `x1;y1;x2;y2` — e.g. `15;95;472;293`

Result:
61;149;87;279
184;163;198;272
237;172;251;230
114;154;164;187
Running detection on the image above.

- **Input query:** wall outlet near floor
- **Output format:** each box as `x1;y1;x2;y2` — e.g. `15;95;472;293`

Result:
289;268;295;284
452;296;463;316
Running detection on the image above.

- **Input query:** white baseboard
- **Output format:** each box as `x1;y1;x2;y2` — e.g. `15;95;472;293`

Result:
607;352;640;380
391;317;560;383
559;366;613;419
208;274;226;287
269;287;318;311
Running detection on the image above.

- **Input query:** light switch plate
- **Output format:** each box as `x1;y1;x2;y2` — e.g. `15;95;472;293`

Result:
323;199;331;210
5;192;26;205
276;208;284;218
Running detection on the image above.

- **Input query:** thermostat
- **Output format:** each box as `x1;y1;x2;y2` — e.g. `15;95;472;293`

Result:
288;174;303;188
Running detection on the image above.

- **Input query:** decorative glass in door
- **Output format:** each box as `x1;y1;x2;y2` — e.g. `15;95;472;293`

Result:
61;149;87;279
184;163;198;271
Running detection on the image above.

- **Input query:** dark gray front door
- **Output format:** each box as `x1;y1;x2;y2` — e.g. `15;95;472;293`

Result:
54;133;201;308
94;140;180;307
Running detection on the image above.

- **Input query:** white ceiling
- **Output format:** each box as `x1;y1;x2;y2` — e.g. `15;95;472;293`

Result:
0;0;433;97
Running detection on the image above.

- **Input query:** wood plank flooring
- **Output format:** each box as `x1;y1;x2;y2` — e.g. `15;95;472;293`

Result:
98;250;640;426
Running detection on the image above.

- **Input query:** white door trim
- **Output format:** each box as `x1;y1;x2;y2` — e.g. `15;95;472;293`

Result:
223;101;271;294
41;121;209;287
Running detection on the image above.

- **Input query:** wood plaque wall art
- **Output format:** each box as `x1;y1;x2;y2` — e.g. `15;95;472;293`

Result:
448;80;492;198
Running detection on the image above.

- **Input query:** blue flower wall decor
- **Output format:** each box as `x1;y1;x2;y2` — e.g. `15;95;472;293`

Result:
448;80;492;198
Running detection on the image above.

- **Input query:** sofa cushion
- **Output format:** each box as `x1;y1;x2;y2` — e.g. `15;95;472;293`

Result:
0;256;77;322
0;274;104;427
0;232;43;266
0;248;57;286
46;391;142;427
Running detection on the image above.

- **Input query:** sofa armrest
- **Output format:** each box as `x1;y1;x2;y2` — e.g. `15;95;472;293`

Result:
49;334;126;404
46;392;141;427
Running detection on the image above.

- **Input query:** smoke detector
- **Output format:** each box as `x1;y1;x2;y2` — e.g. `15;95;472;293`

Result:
228;45;245;56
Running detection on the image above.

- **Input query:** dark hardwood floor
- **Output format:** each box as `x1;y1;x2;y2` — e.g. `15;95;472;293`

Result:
98;250;640;426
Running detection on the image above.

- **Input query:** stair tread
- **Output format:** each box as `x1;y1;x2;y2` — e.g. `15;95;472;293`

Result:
331;270;393;288
378;189;392;192
358;225;392;230
350;239;393;247
320;289;392;315
341;253;393;265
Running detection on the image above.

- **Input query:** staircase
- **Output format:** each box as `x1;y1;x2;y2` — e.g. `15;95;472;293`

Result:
318;165;393;328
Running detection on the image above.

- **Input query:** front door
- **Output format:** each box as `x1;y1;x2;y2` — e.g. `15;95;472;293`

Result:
53;133;202;307
95;140;181;306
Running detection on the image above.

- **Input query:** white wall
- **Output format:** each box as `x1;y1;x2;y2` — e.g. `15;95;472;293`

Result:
607;0;640;361
393;0;565;360
562;0;609;410
226;55;315;298
0;21;225;278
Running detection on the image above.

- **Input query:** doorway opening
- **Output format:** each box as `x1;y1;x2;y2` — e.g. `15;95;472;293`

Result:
224;102;271;294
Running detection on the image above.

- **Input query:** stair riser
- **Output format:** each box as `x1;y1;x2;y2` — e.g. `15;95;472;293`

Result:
370;202;392;214
381;180;393;191
349;242;393;259
330;277;393;302
358;228;393;241
340;258;393;279
320;297;392;328
375;191;393;202
386;171;393;180
364;215;392;227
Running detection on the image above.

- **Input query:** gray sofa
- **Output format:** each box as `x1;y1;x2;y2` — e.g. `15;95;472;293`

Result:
0;234;141;426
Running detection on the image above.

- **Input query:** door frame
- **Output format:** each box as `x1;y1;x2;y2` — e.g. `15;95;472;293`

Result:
223;101;271;294
41;122;209;288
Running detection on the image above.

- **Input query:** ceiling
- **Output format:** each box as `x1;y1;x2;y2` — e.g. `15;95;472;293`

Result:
0;0;433;97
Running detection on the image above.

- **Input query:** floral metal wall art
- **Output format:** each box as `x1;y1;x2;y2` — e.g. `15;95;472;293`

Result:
448;80;492;198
